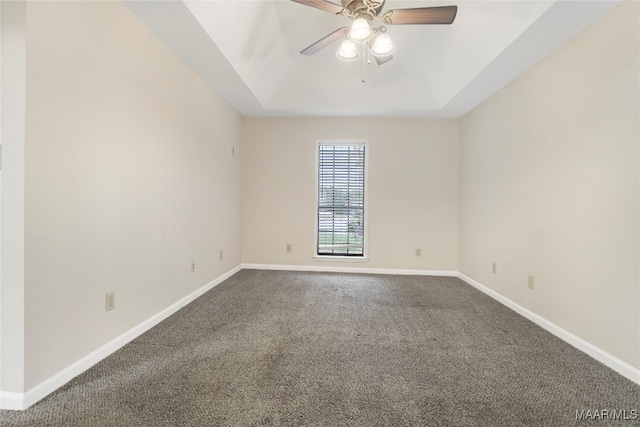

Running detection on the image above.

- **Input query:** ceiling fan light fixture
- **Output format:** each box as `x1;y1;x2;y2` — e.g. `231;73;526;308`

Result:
347;17;373;43
371;33;395;57
336;39;360;61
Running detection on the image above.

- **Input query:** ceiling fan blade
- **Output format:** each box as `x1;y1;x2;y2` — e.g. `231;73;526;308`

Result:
382;6;458;25
301;27;349;55
374;54;393;65
291;0;345;15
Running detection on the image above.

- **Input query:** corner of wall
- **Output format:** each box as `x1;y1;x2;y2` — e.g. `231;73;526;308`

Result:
0;0;26;396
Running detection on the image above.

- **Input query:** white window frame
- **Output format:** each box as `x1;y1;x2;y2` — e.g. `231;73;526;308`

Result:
313;139;369;262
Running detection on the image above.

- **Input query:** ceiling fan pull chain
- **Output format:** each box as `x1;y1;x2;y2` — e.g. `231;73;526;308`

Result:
362;45;371;83
361;44;365;83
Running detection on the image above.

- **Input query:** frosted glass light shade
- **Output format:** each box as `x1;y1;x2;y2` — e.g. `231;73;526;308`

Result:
336;39;360;61
371;34;395;57
348;18;373;43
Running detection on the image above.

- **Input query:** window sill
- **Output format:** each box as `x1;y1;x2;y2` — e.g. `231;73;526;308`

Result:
313;256;370;263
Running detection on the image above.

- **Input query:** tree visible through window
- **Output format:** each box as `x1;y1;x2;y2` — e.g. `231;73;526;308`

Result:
317;143;365;256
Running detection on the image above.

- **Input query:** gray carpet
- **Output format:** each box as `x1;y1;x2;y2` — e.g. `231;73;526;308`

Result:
1;270;638;426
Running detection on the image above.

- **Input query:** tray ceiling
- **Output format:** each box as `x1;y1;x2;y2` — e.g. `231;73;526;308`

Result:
124;0;621;118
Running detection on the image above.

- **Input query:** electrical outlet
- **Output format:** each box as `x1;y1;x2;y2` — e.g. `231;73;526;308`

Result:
528;275;535;290
286;244;292;253
105;292;115;312
219;250;223;261
492;262;497;274
191;261;195;273
415;248;421;257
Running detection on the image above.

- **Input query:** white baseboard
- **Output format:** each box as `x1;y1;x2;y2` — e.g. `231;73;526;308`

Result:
457;272;640;386
0;264;242;411
241;263;458;277
0;392;24;411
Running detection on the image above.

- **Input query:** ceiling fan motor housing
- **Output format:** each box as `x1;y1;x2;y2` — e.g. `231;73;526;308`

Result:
342;0;385;19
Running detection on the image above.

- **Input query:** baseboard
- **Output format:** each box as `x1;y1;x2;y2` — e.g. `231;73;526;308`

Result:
0;392;24;411
457;273;640;386
241;263;458;277
0;264;242;411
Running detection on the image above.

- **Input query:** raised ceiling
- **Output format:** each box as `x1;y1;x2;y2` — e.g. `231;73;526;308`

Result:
124;0;621;118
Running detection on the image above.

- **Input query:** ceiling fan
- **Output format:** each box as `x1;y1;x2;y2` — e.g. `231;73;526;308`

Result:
291;0;458;65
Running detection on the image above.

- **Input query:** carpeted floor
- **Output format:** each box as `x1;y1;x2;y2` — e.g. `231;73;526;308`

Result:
1;270;638;426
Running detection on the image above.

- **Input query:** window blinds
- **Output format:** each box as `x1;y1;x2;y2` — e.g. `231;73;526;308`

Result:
317;144;365;256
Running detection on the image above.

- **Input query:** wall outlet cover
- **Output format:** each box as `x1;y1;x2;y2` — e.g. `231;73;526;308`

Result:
105;292;115;312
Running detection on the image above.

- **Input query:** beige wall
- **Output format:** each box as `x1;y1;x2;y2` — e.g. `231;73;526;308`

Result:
459;1;639;369
242;118;460;271
22;1;242;389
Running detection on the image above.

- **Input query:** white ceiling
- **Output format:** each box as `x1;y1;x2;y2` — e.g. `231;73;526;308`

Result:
123;0;621;118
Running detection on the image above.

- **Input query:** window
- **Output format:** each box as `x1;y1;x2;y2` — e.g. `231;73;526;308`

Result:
316;142;366;257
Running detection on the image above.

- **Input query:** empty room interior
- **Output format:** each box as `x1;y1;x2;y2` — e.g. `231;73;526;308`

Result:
1;0;639;425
